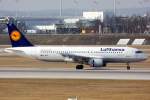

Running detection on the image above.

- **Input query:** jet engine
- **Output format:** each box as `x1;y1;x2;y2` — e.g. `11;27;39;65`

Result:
88;58;105;67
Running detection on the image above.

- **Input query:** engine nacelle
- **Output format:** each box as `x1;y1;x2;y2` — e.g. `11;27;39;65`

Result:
88;58;105;67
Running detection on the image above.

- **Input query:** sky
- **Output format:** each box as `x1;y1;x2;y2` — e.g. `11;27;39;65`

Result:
0;0;150;11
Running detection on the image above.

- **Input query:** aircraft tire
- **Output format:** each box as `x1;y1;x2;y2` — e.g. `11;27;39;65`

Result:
76;65;84;70
127;66;130;70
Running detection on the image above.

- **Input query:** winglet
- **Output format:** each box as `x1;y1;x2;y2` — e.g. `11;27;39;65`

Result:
7;23;33;47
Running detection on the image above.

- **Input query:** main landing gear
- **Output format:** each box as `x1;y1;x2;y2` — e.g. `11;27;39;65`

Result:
127;63;130;70
76;65;84;70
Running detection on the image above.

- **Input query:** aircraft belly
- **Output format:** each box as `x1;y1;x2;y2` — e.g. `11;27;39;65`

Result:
104;58;139;63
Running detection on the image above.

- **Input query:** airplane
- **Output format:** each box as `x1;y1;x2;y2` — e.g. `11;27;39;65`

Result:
4;23;148;70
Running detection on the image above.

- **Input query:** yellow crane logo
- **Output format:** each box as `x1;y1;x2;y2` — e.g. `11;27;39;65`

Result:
10;31;21;41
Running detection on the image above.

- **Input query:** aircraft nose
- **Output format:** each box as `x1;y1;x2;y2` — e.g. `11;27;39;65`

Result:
142;53;148;60
141;54;148;60
135;53;148;61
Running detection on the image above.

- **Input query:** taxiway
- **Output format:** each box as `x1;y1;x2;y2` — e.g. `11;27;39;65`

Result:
0;68;150;80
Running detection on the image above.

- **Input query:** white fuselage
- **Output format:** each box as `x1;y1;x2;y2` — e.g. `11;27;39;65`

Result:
5;46;147;65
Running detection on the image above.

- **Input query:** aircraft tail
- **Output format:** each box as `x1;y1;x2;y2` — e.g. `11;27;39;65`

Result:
7;23;33;47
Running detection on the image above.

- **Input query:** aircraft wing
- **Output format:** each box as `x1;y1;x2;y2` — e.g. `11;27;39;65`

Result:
61;53;103;64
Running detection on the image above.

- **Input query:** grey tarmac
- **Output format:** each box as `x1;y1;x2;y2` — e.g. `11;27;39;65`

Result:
0;68;150;80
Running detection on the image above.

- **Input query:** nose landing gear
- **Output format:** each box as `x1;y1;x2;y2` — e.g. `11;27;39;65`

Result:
127;63;130;70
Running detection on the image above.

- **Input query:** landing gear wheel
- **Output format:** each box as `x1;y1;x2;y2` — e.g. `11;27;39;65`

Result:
76;65;84;70
127;63;130;70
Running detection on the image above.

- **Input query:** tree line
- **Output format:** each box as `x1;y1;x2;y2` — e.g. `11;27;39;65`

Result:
103;15;150;34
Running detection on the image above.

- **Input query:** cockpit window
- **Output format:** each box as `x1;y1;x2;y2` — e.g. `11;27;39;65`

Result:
136;51;143;53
